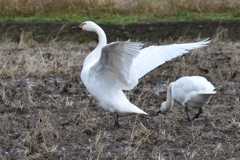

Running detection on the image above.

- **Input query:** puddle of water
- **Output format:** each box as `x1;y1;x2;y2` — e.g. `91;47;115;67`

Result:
0;78;15;86
0;77;75;98
25;77;40;90
10;147;25;153
43;77;65;83
61;146;67;151
25;77;66;90
0;146;25;155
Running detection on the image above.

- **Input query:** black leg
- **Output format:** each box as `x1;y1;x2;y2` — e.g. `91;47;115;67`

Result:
114;121;121;128
185;106;192;122
156;110;162;114
89;99;92;106
112;113;121;128
190;108;203;121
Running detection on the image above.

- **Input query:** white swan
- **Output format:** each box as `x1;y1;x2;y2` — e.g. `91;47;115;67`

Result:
158;76;216;121
72;21;210;127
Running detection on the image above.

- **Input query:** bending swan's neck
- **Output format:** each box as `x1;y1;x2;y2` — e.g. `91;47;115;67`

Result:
161;83;174;113
94;24;107;49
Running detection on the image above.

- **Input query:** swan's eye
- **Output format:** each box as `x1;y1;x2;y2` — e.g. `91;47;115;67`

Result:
79;23;86;28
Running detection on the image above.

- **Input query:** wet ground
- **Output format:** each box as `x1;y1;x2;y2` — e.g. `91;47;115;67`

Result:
0;35;239;159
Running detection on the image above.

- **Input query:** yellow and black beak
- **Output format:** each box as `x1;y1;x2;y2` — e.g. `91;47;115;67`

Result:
71;23;85;29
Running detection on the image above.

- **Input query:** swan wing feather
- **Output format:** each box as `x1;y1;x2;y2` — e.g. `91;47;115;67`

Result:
135;38;210;79
92;41;143;90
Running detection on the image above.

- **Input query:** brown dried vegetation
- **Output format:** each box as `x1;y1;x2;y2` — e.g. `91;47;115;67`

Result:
0;31;239;159
1;0;240;18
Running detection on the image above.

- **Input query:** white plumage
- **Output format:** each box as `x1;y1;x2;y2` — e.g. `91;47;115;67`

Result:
159;76;216;121
72;21;210;127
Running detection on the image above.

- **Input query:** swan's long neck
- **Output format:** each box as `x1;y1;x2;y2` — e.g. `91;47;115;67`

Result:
95;25;107;49
161;83;174;113
83;24;107;68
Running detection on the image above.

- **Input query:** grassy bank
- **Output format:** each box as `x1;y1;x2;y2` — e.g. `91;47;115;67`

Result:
1;0;240;23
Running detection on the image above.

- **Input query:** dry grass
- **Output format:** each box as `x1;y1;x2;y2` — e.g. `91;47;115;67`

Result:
0;32;239;159
1;0;240;19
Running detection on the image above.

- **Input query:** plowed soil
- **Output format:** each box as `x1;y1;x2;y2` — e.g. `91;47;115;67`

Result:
0;22;239;159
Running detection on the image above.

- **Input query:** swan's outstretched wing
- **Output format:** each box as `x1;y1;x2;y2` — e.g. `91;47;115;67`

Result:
135;38;210;79
92;41;143;90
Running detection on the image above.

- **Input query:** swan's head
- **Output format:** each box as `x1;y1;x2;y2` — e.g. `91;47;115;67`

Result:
71;21;98;32
156;102;164;114
157;101;171;115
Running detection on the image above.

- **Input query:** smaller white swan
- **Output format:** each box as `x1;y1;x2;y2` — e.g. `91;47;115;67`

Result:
158;76;216;121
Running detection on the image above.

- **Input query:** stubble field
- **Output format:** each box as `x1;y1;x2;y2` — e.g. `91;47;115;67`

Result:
0;32;239;159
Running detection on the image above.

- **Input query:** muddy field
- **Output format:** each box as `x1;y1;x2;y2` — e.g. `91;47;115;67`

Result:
0;31;239;159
